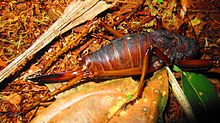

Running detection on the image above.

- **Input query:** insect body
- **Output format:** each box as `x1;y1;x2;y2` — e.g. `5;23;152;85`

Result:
30;30;205;82
25;30;218;113
85;30;199;71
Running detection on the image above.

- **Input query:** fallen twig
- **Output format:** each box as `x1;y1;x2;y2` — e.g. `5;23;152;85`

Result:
0;0;113;83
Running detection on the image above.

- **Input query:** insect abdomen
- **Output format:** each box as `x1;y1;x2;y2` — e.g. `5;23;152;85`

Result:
85;33;150;71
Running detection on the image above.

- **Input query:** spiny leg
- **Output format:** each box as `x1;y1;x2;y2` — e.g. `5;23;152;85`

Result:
133;45;171;101
137;47;151;98
21;76;82;115
115;47;152;110
125;46;171;106
106;46;170;120
177;59;219;68
152;46;170;66
42;20;98;74
106;47;152;121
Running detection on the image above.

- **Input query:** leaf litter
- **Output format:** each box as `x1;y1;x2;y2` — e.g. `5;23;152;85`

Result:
0;0;219;122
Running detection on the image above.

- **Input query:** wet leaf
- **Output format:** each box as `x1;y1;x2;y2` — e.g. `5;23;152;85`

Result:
182;72;220;121
166;67;195;122
31;78;138;123
31;69;168;123
109;69;169;123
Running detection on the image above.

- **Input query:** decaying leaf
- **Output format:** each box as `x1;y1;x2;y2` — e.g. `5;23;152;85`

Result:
31;77;137;123
0;58;6;68
2;93;21;106
0;0;113;84
180;0;188;18
166;67;195;122
31;69;168;123
190;18;201;27
109;69;169;123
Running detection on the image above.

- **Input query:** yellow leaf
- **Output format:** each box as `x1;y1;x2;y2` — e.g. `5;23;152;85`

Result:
191;18;201;27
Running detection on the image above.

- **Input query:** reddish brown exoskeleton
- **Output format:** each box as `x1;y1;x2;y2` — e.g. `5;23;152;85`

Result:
25;30;219;113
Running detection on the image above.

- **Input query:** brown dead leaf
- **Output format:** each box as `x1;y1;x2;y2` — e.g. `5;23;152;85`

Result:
28;65;41;74
0;58;6;68
180;0;188;18
31;78;137;123
109;69;169;123
2;93;21;106
31;69;168;123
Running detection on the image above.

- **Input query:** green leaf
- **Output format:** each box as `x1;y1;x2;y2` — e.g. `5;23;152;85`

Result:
190;18;201;27
182;72;220;119
158;95;167;123
157;0;164;4
172;65;182;72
